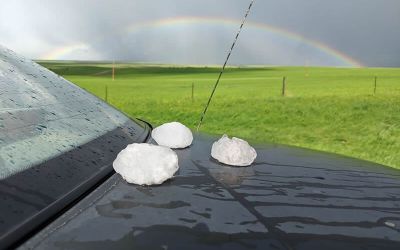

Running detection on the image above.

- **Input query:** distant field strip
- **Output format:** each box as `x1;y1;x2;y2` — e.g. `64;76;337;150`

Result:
171;77;283;81
38;62;400;170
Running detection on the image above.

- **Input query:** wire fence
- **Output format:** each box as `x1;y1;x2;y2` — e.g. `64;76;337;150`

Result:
101;74;399;104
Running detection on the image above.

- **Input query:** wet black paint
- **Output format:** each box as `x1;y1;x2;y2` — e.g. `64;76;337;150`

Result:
20;134;400;250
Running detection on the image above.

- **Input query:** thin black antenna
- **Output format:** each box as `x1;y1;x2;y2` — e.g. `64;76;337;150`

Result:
196;0;256;131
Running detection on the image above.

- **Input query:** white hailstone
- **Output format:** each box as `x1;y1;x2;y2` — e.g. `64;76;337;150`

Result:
384;221;396;228
113;143;179;185
151;122;193;148
211;134;257;167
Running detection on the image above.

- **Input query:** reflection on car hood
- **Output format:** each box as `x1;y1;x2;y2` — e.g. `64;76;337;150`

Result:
20;134;400;250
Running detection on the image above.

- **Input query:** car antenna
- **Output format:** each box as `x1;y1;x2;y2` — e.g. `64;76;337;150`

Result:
196;0;256;132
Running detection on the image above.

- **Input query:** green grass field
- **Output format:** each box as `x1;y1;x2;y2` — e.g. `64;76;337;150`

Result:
38;61;400;170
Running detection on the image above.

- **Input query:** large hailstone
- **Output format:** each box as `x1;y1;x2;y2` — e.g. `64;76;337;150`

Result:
211;134;257;167
151;122;193;148
113;143;179;185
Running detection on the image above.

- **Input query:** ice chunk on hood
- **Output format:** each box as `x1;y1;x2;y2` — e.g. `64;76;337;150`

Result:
211;134;257;166
151;122;193;148
113;143;179;185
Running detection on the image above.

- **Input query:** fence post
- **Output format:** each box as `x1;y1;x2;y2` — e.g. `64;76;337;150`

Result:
105;85;108;102
191;82;194;103
282;77;286;97
374;76;377;94
112;61;115;81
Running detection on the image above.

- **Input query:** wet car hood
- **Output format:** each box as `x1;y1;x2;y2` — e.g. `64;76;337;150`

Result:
20;133;400;250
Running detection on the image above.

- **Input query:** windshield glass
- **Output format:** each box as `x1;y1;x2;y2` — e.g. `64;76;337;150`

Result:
0;45;130;179
0;45;151;248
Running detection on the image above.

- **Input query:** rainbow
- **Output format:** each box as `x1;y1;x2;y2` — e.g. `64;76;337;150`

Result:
125;16;363;67
41;17;363;67
41;43;89;60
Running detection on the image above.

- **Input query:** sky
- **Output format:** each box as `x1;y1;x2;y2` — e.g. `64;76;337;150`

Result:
0;0;399;67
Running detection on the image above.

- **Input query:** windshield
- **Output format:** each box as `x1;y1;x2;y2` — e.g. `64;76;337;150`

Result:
0;45;131;178
0;45;151;248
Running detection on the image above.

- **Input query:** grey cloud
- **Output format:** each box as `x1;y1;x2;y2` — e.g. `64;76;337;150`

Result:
0;0;399;66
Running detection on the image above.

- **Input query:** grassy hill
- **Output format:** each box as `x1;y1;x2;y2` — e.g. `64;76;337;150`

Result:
38;61;400;170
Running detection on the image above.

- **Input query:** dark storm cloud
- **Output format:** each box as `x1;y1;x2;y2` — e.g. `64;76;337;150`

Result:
251;0;400;67
0;0;399;66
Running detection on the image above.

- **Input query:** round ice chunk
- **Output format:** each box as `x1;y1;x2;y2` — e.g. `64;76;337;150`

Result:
151;122;193;148
211;134;257;167
113;143;179;185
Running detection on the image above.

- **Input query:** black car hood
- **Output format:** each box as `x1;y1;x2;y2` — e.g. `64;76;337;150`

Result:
20;133;400;250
